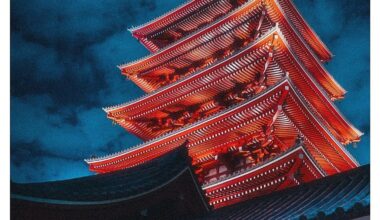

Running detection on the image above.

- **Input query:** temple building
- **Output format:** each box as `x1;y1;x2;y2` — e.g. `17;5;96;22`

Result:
11;0;369;219
11;148;370;219
85;0;362;209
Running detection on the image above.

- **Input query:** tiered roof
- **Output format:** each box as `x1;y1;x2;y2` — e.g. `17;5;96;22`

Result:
106;29;361;144
129;0;247;52
204;164;369;219
12;0;366;216
84;0;362;210
130;0;332;62
203;145;325;208
11;165;370;219
87;79;358;175
122;0;341;99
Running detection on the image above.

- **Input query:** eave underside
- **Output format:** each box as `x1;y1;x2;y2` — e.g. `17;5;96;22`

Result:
205;165;369;219
88;80;357;175
121;0;344;99
131;0;332;62
107;31;361;145
202;146;324;209
131;0;243;52
122;0;269;92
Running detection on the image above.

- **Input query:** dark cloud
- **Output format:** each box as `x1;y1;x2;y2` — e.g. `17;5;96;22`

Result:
294;0;370;165
11;0;369;183
11;0;186;183
11;0;154;49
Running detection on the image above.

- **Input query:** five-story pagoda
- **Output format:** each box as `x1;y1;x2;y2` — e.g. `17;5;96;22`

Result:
85;0;362;209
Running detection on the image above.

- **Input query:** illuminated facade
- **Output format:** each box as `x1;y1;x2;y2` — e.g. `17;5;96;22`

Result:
85;0;362;209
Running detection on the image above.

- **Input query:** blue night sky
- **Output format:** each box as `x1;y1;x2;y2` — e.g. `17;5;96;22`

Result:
11;0;370;183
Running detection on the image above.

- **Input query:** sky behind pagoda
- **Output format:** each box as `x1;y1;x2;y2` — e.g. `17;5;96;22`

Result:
11;0;370;183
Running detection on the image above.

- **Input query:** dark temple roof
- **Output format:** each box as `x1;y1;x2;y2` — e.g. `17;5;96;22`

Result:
11;142;195;204
200;164;370;220
11;152;369;219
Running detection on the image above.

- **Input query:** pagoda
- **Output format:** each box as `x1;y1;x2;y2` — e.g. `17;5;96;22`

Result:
85;0;362;209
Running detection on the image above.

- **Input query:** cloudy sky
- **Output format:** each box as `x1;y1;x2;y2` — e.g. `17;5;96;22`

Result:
11;0;370;183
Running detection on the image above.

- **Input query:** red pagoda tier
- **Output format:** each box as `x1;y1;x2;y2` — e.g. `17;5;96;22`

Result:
203;145;324;209
106;29;361;144
123;0;342;99
86;0;362;209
